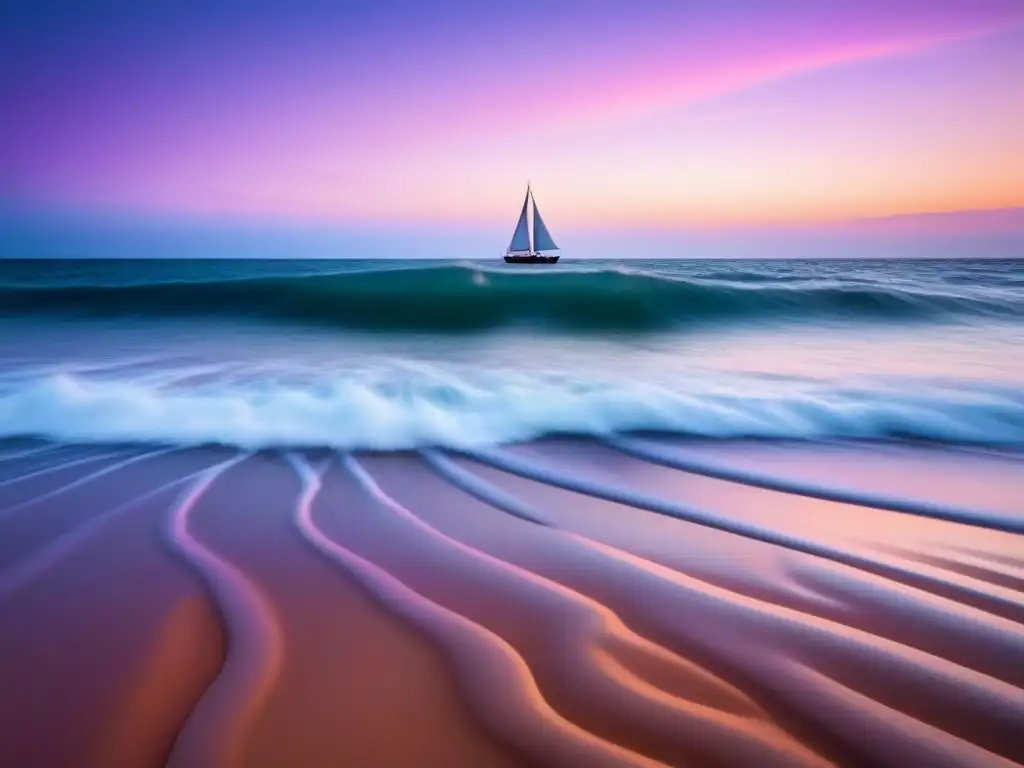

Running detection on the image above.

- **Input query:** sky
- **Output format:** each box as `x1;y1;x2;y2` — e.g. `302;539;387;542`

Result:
2;0;1024;256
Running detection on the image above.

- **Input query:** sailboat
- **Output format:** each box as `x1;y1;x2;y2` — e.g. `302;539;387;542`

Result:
504;184;560;263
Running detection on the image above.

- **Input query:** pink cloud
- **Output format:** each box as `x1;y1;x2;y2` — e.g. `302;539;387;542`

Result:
4;1;1023;223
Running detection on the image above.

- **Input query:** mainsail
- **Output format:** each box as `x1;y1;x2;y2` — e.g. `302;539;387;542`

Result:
506;185;559;254
507;188;532;253
531;192;558;252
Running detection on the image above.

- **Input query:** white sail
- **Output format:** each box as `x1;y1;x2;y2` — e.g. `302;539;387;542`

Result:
531;190;558;251
507;188;532;253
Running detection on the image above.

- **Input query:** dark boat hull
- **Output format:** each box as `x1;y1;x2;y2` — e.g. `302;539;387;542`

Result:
503;254;560;264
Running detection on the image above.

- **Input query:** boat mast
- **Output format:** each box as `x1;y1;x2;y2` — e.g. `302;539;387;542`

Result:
527;181;534;254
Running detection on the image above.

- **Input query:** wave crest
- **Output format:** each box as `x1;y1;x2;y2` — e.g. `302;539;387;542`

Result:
2;264;1019;332
1;370;1022;448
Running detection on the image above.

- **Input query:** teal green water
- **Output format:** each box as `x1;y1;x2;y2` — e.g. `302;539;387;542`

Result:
0;258;1021;447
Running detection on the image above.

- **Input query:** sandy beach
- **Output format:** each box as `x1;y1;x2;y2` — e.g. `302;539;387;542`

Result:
1;437;1021;767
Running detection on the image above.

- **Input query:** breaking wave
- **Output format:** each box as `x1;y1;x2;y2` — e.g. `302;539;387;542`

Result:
1;263;1020;332
1;370;1022;448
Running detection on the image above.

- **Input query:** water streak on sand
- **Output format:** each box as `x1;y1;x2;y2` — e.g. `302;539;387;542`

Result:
287;453;668;767
0;446;180;520
780;558;1024;688
607;437;1024;534
415;451;1024;764
162;454;284;768
0;467;214;599
0;448;124;490
425;449;1024;675
0;439;1018;765
340;453;830;768
464;446;1024;623
905;548;1024;592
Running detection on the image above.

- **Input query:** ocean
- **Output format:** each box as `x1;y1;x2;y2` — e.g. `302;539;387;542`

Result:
3;257;1024;767
0;257;1022;448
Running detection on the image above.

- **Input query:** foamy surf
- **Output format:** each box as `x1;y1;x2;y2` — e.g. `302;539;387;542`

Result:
1;369;1022;449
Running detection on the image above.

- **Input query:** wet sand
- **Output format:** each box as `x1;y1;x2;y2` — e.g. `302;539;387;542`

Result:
0;438;1021;767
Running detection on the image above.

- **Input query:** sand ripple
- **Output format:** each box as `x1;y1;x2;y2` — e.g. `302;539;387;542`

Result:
0;439;1019;767
162;455;284;768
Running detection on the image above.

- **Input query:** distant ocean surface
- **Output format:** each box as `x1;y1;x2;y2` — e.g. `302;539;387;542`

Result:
1;258;1022;448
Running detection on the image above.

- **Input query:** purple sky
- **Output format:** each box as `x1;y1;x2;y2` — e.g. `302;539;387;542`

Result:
2;0;1023;235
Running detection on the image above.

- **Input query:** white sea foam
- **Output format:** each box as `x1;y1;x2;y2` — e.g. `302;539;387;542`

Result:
0;370;1022;449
